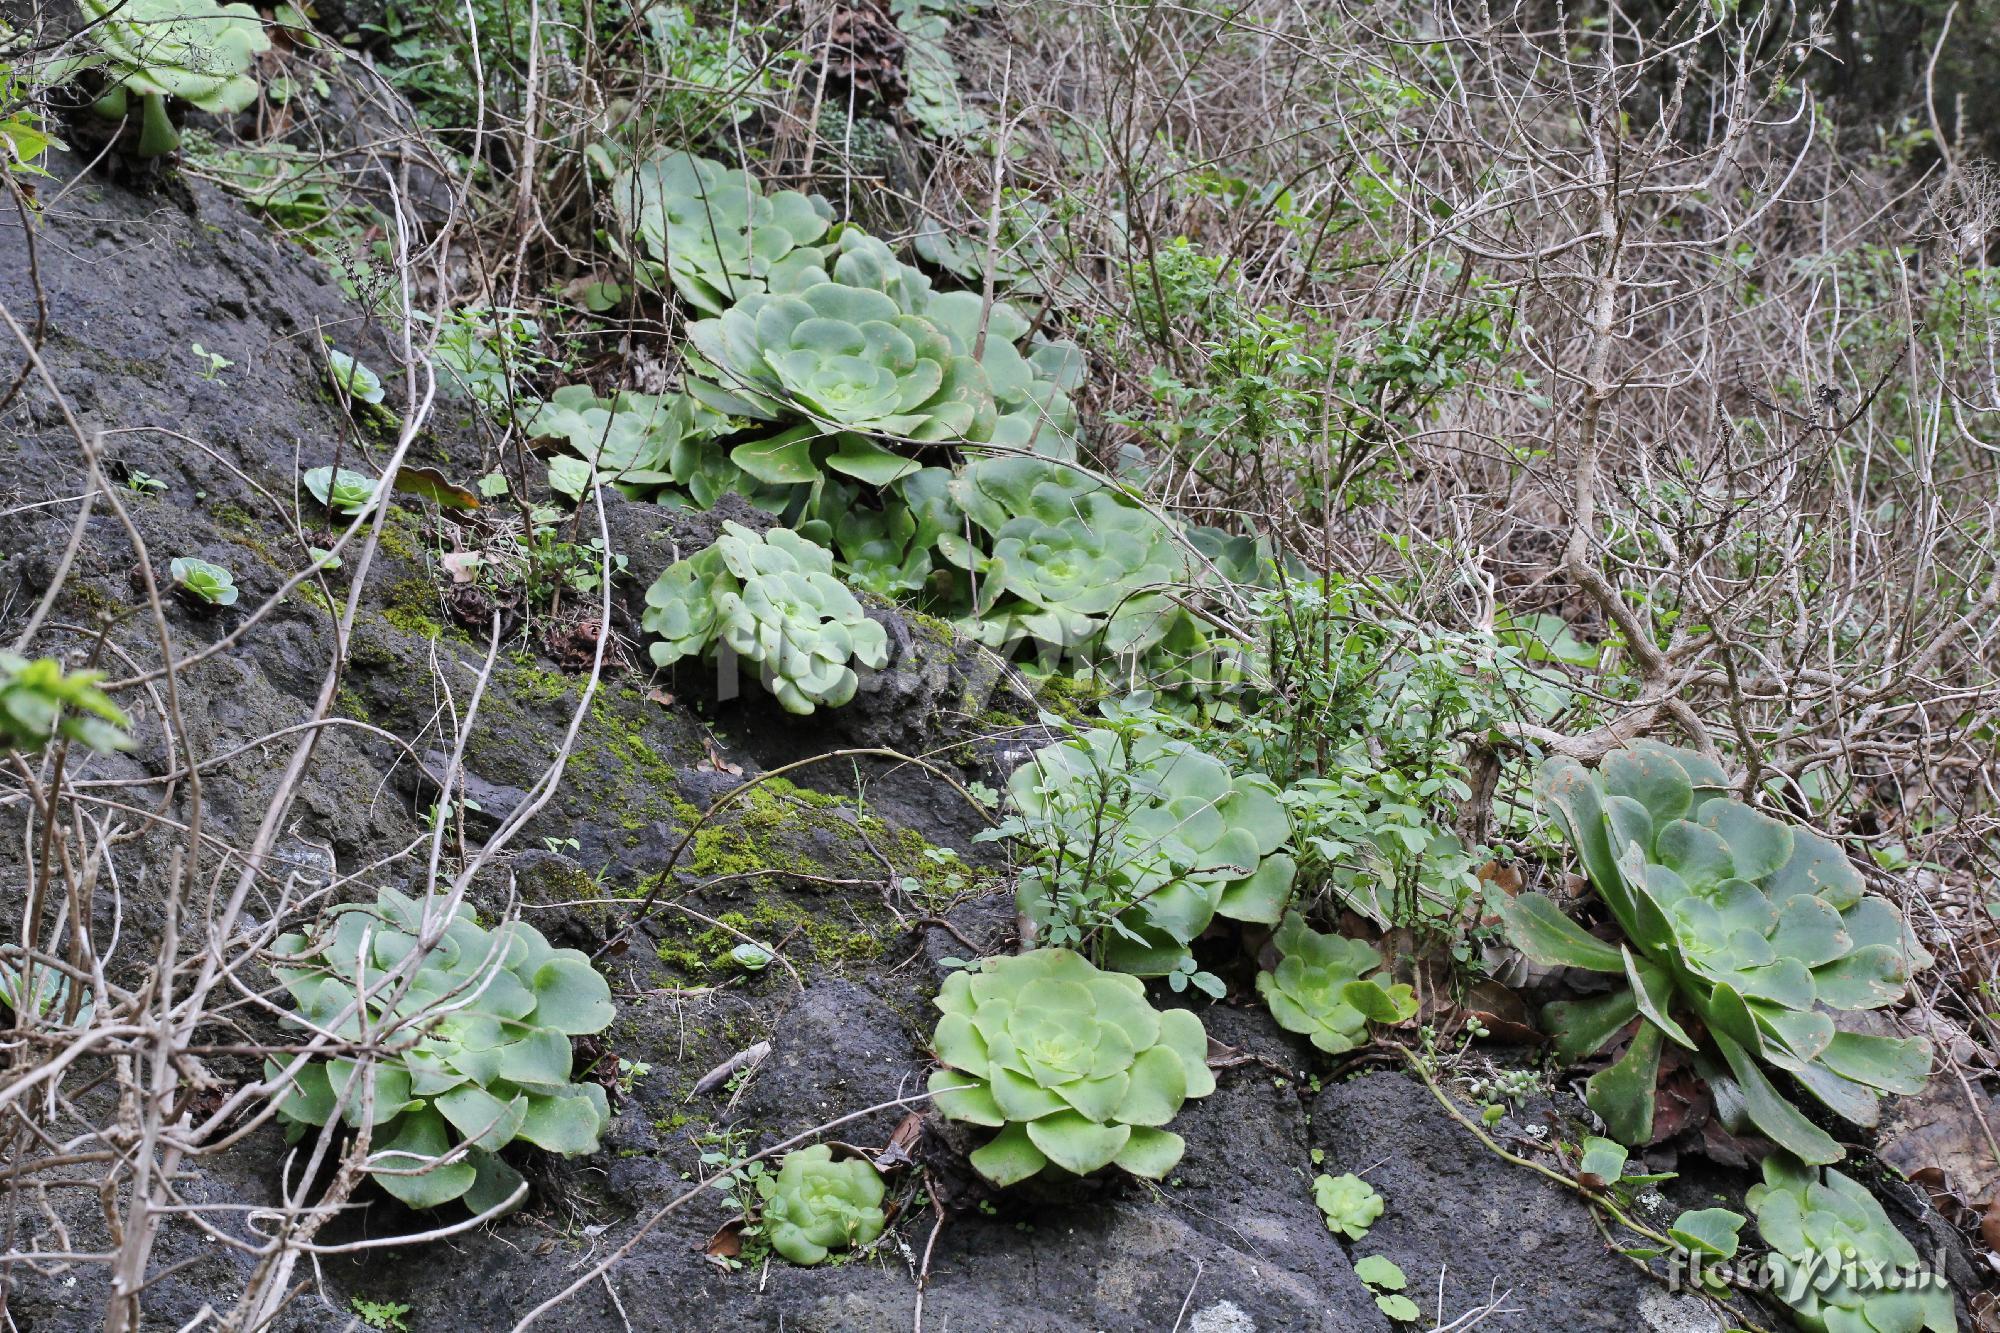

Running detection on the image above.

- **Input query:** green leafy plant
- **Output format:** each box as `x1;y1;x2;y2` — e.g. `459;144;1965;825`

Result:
927;947;1215;1185
939;457;1192;652
1501;741;1932;1162
687;280;992;449
1313;1172;1383;1240
0;652;132;754
303;466;379;517
190;342;231;380
327;347;386;406
898;12;987;140
634;4;788;128
1353;1255;1418;1322
912;190;1092;306
66;0;269;157
0;64;58;178
422;305;544;417
170;556;239;606
610;150;832;315
266;886;614;1212
1232;579;1553;932
991;722;1296;977
529;385;751;507
642;523;888;714
350;1295;413;1331
755;1145;888;1265
1109;235;1507;519
1255;913;1415;1055
1747;1154;1953;1332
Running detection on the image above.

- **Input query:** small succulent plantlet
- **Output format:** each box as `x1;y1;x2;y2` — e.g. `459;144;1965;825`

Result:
1313;1172;1384;1240
927;948;1216;1186
1501;741;1932;1162
302;466;379;517
267;886;616;1212
170;556;239;606
612;1058;650;1097
1353;1255;1418;1322
124;469;167;494
0;652;132;754
642;523;889;714
729;942;774;971
1747;1154;1954;1332
67;0;270;157
190;342;232;381
755;1145;888;1265
1256;912;1416;1055
326;347;386;406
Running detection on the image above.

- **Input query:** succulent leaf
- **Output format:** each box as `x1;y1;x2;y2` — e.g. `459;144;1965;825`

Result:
1748;1155;1955;1332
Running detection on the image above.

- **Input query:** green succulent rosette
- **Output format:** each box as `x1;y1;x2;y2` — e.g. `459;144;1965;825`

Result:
265;887;615;1214
71;0;270;156
921;293;1086;457
756;1145;888;1265
641;523;889;714
1501;741;1933;1162
610;150;832;314
1005;728;1296;975
1313;1172;1384;1240
928;948;1216;1185
687;280;995;451
798;477;937;598
938;457;1194;652
1747;1155;1955;1333
1256;913;1416;1055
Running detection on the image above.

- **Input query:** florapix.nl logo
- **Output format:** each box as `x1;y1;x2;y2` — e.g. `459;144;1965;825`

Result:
1666;1244;1950;1302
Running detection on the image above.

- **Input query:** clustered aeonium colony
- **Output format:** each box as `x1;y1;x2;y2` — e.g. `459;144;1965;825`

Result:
24;0;1952;1297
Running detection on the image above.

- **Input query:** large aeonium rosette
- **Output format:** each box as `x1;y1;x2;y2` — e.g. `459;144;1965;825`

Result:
927;948;1215;1186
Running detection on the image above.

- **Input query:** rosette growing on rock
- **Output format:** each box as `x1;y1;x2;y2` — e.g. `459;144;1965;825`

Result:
927;948;1215;1185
